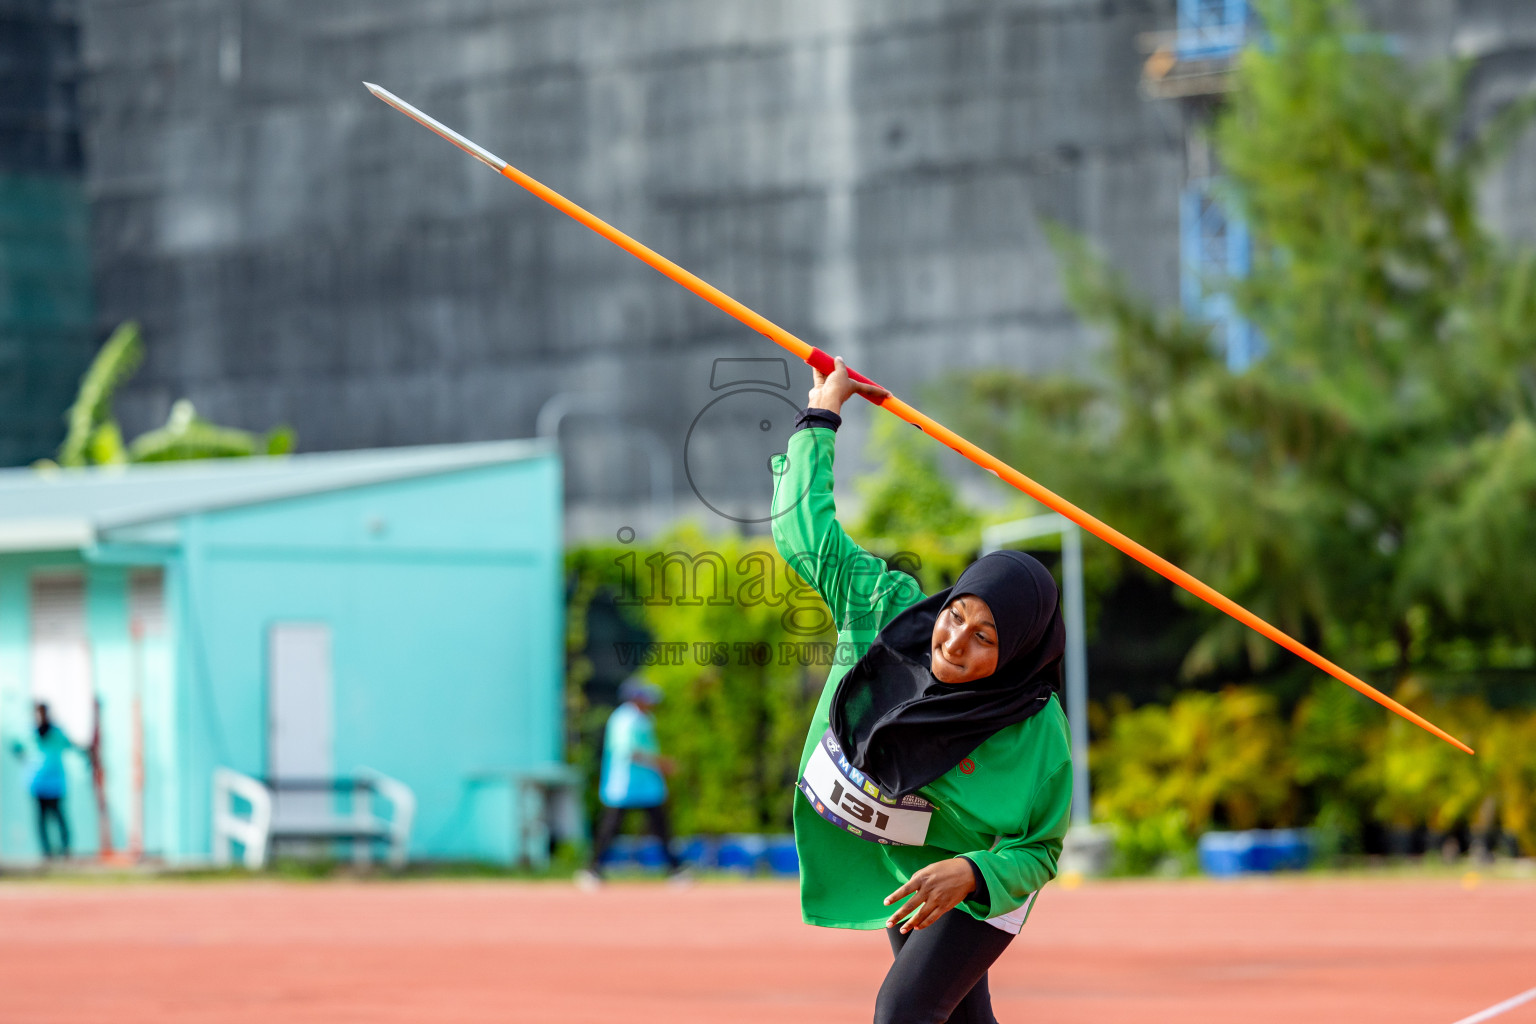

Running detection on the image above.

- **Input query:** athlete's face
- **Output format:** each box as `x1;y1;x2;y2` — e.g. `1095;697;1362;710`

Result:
929;595;999;684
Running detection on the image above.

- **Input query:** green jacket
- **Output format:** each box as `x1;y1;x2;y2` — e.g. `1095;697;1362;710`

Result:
770;425;1073;930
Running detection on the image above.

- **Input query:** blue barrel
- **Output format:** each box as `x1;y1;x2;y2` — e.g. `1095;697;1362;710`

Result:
677;836;717;868
598;835;636;869
764;835;799;876
1198;830;1255;877
1266;829;1311;871
631;835;668;869
716;834;767;873
1245;831;1285;872
1200;829;1312;875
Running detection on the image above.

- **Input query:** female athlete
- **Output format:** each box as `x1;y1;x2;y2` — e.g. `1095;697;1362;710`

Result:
769;356;1073;1024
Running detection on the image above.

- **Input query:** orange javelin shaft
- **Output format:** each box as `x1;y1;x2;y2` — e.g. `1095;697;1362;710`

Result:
365;83;1473;755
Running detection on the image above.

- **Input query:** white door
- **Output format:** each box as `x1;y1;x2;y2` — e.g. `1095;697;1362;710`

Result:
30;574;95;747
267;623;333;826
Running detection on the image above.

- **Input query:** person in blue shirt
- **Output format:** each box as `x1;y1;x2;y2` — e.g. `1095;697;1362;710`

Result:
9;703;77;859
579;677;684;884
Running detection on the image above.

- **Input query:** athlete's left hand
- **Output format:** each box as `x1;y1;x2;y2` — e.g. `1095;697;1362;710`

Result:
883;858;976;933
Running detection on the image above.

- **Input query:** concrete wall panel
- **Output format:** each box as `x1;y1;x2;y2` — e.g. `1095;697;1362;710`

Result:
66;0;1536;537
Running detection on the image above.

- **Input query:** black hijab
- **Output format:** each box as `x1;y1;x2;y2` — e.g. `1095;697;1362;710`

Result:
828;550;1066;797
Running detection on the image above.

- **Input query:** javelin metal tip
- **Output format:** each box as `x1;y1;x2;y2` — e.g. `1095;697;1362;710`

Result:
363;81;508;173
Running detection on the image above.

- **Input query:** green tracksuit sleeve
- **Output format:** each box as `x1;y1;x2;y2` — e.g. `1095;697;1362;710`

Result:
770;426;924;636
963;759;1073;918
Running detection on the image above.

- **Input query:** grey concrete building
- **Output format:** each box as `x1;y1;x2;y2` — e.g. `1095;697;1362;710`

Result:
28;0;1536;536
0;0;94;467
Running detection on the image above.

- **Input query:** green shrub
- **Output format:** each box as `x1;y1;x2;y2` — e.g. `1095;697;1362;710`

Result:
1365;682;1536;854
567;524;851;836
1090;687;1296;872
1090;683;1536;869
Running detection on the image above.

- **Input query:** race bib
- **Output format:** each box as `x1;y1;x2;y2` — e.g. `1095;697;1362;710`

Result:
799;729;933;846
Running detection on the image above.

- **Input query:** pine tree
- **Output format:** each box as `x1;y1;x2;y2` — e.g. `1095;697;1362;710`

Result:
943;0;1536;693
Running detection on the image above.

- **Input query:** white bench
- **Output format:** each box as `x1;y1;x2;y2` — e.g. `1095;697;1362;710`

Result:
212;767;415;869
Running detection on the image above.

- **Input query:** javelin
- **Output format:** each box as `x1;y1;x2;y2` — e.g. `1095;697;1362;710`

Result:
364;82;1472;756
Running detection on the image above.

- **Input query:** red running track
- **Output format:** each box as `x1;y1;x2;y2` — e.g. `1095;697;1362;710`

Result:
1;876;1532;1023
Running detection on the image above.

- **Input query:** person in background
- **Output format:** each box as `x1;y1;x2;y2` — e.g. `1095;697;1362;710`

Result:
577;677;685;886
8;703;77;860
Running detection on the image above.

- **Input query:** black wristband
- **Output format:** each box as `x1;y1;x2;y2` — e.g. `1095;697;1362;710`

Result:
960;856;989;907
792;407;843;434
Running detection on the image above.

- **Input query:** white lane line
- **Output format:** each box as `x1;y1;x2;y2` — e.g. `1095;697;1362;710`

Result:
1451;986;1536;1024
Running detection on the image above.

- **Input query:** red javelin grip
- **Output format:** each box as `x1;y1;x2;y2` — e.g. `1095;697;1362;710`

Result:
804;346;888;395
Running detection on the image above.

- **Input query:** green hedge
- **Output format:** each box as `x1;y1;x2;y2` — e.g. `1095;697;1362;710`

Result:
566;531;1536;868
566;526;836;836
1091;683;1536;872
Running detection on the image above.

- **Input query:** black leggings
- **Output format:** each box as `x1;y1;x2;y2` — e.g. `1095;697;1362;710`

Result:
36;797;69;858
588;804;681;875
876;910;1015;1024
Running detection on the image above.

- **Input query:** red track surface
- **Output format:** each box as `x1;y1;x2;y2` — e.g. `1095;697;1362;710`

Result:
1;876;1532;1023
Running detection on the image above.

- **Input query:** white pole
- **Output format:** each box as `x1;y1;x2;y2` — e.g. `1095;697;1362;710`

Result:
1061;525;1091;825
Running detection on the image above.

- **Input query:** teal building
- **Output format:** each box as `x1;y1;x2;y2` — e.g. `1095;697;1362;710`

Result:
0;440;563;865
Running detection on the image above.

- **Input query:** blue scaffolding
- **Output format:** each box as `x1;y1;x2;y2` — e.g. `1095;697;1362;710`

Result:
1176;0;1251;60
1180;178;1260;371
